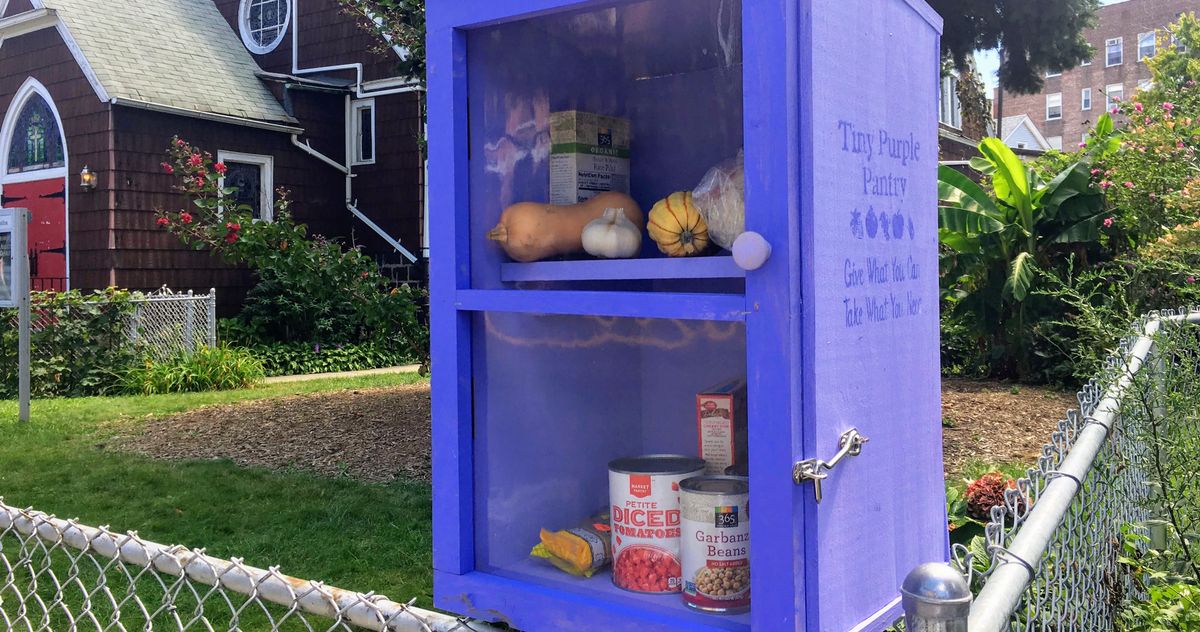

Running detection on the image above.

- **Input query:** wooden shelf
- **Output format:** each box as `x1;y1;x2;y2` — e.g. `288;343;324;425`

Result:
455;289;747;321
500;256;744;283
436;564;750;632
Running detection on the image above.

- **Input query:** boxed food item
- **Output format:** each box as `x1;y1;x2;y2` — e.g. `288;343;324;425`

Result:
549;111;631;205
696;378;748;475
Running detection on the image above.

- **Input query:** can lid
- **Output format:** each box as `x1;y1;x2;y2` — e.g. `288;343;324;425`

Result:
680;475;750;495
609;454;707;475
724;462;749;478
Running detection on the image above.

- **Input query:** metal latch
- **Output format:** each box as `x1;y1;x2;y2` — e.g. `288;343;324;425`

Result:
792;428;869;503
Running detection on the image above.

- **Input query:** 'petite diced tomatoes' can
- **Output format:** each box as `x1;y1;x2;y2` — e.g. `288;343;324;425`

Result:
608;455;706;594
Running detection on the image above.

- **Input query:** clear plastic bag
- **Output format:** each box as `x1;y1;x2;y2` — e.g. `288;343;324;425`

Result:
691;151;745;250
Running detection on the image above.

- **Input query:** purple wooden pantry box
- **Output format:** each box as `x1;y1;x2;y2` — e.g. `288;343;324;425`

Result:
427;0;946;629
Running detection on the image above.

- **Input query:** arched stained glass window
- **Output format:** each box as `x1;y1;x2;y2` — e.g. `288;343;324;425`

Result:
7;95;64;175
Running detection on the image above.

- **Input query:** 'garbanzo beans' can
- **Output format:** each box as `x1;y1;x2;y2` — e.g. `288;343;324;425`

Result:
680;476;750;613
608;455;706;594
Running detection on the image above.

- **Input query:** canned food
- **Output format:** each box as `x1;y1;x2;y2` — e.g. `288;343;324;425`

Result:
680;476;750;613
608;455;706;593
723;462;748;478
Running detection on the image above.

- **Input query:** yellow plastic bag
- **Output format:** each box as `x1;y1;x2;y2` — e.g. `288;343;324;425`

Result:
530;515;611;577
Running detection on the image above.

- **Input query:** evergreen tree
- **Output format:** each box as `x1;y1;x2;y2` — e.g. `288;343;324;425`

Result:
929;0;1100;94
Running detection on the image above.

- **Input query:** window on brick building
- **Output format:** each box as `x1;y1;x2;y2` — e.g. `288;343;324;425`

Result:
1046;93;1062;121
1106;37;1123;66
239;0;291;54
1081;88;1092;111
1046;69;1062;78
1047;136;1063;151
1138;79;1153;92
351;99;376;165
1106;84;1124;111
1139;31;1156;61
217;151;274;222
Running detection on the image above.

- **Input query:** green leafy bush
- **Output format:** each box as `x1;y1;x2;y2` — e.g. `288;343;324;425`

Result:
245;341;414;377
158;139;429;367
0;289;139;398
122;345;264;395
938;139;1105;380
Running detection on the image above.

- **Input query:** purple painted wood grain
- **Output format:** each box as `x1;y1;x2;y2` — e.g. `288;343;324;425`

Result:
429;0;947;629
801;1;945;630
499;256;745;282
455;289;748;321
435;569;748;632
741;0;807;628
427;25;474;575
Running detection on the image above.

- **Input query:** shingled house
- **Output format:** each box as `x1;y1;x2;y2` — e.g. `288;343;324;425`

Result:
0;0;424;309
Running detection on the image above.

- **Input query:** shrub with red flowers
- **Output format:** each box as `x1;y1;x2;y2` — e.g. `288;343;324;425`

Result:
157;137;428;367
963;472;1022;521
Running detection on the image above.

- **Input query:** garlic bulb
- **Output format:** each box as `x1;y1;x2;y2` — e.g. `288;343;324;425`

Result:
582;208;642;259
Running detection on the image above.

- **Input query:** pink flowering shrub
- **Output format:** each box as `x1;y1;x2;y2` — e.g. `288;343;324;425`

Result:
157;137;428;365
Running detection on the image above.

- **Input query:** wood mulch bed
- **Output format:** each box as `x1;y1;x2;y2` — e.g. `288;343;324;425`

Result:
114;384;432;484
112;379;1078;484
940;378;1077;480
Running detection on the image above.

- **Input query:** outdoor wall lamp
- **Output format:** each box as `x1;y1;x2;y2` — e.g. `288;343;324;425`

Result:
79;165;97;192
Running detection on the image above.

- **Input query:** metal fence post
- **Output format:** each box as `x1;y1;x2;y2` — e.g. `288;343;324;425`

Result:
901;563;971;631
207;288;217;347
184;289;195;349
1148;340;1169;551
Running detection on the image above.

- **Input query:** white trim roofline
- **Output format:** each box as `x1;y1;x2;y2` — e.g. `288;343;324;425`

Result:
5;3;110;103
0;7;56;40
1001;114;1052;152
15;1;298;134
112;98;304;134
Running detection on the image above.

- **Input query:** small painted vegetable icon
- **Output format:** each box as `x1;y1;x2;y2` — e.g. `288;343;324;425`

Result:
907;216;915;240
880;211;891;240
892;212;905;241
850;209;864;239
865;207;878;239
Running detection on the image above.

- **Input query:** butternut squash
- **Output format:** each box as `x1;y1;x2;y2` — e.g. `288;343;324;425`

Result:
487;192;643;262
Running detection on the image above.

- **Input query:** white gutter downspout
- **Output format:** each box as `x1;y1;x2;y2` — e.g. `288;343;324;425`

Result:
287;1;420;265
291;1;422;99
290;131;418;264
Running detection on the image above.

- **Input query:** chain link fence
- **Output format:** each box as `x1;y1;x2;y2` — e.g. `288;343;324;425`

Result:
910;308;1200;631
0;288;217;398
0;500;501;632
123;288;217;362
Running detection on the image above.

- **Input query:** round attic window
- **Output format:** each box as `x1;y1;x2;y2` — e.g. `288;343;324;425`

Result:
239;0;291;54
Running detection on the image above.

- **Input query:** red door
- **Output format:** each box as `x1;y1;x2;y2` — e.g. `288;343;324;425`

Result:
2;178;66;291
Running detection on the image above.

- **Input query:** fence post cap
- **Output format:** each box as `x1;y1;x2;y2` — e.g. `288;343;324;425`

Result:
901;562;971;616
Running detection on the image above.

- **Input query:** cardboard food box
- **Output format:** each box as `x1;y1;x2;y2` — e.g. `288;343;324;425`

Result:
696;378;748;475
549;111;631;205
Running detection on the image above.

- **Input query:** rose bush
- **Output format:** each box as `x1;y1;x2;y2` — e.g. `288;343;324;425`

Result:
158;138;428;369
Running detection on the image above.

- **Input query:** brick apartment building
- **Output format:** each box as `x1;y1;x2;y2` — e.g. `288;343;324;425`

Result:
997;0;1192;152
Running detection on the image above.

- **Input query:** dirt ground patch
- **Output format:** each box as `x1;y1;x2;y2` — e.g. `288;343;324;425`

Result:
113;379;1074;484
114;384;431;483
941;378;1077;480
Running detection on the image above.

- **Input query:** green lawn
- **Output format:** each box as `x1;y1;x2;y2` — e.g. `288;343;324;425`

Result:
0;373;434;607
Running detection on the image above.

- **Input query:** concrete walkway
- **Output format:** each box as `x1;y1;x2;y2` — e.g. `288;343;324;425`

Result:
262;364;423;384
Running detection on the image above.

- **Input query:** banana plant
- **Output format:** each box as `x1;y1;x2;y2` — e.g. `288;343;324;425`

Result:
939;137;1106;378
